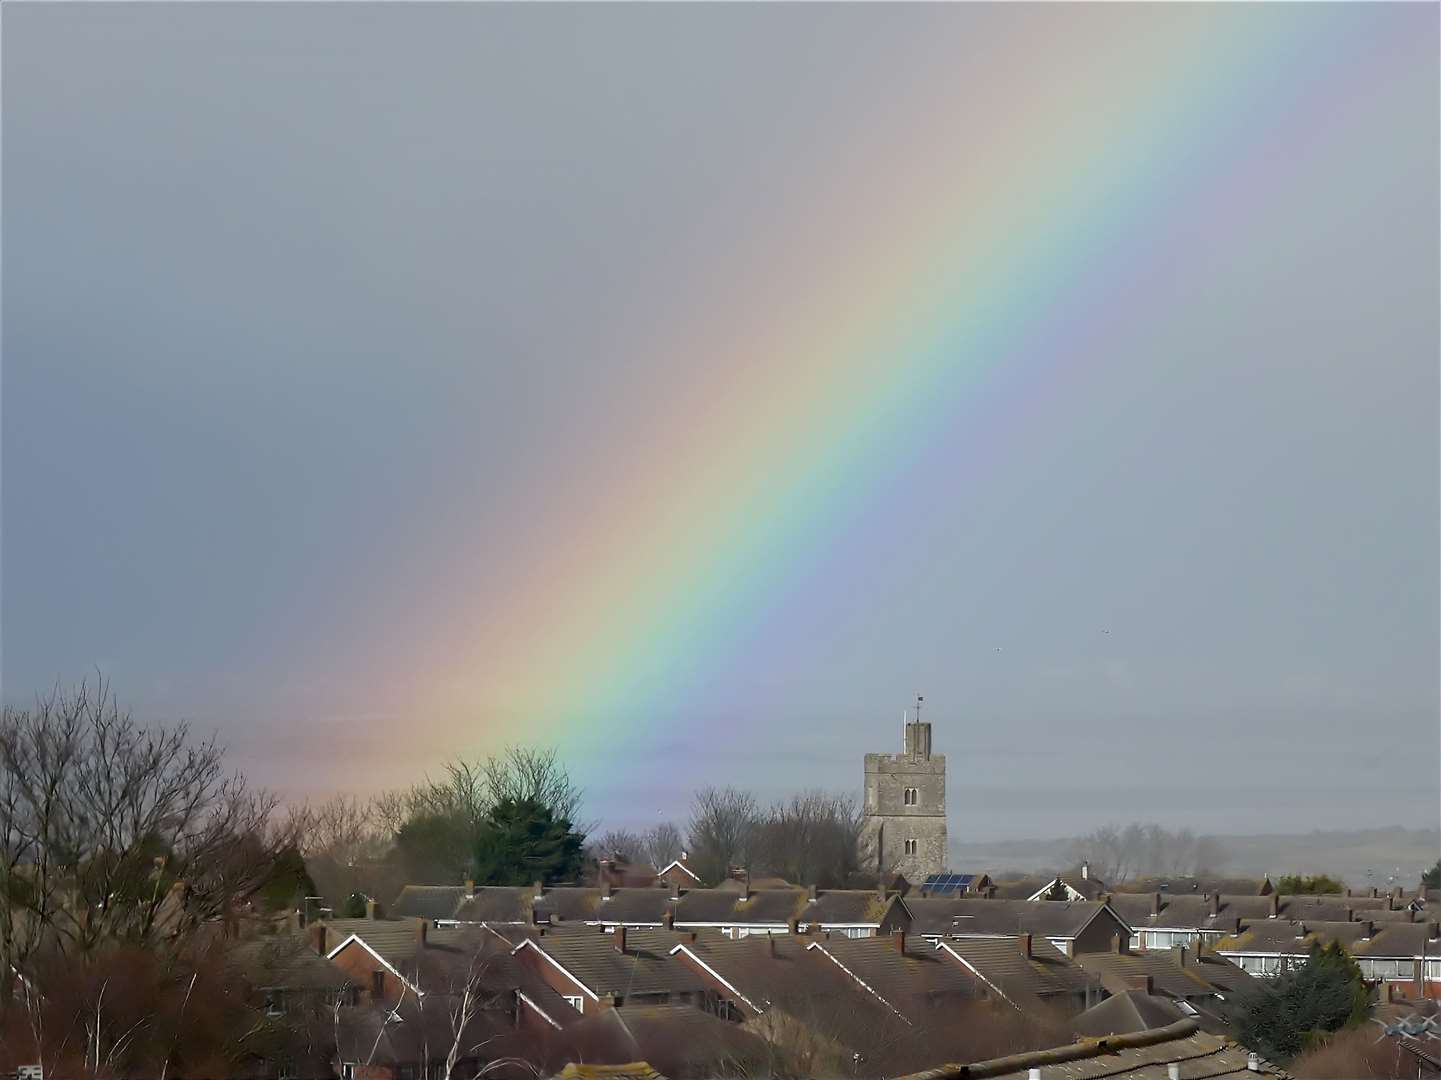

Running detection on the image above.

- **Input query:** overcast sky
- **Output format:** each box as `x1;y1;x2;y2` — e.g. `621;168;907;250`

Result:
4;4;1437;841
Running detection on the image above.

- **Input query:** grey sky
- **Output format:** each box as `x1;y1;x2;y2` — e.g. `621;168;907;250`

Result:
3;4;1437;841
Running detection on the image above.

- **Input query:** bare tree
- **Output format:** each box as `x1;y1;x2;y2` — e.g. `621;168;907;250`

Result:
1069;822;1227;882
592;829;644;864
0;680;294;967
642;822;683;869
753;792;870;889
687;787;760;885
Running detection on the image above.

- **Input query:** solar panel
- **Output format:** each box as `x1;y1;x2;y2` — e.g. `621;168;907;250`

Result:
922;873;975;896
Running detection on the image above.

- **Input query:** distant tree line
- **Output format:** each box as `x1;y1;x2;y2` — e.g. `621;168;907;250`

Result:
1068;822;1226;883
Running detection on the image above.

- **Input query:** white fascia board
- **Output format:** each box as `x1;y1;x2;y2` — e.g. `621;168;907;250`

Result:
510;939;600;1002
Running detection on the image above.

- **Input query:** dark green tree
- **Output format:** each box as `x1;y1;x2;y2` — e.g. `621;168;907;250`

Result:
395;811;474;883
1422;860;1440;890
338;891;370;918
1276;874;1345;895
473;797;585;886
256;844;317;912
1230;941;1369;1062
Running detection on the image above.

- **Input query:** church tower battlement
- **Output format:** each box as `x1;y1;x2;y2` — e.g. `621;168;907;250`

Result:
863;696;947;883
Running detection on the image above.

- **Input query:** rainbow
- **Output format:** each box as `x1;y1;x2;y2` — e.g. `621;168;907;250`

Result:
392;7;1419;758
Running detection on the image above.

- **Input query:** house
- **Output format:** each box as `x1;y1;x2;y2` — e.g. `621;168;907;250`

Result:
669;930;921;1073
902;897;1134;957
229;929;356;1015
1071;941;1257;1032
1213;917;1441;991
511;925;713;1015
1021;865;1109;902
934;934;1100;1014
655;857;703;891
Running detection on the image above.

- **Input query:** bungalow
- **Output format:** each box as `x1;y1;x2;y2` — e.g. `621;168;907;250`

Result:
902;897;1134;958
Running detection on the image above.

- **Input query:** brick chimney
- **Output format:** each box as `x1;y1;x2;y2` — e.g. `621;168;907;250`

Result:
893;929;906;953
309;923;328;956
415;918;428;950
613;925;627;954
365;898;378;921
1019;933;1033;959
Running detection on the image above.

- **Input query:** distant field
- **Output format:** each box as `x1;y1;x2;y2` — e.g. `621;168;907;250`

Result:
951;827;1440;889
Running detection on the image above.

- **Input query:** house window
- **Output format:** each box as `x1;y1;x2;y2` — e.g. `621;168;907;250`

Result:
904;839;918;856
904;787;919;806
563;994;584;1012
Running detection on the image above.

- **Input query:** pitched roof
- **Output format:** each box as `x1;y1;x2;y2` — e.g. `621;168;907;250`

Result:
1070;947;1254;1003
803;889;898;927
325;919;468;969
390;884;468;921
937;937;1095;1003
518;926;708;998
672;886;807;926
806;934;978;1023
229;933;352;992
553;1004;770;1077
905;898;1129;940
670;933;910;1056
453;886;532;923
1071;991;1187;1037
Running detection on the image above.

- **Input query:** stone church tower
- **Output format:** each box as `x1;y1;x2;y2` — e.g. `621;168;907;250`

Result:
863;697;947;882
